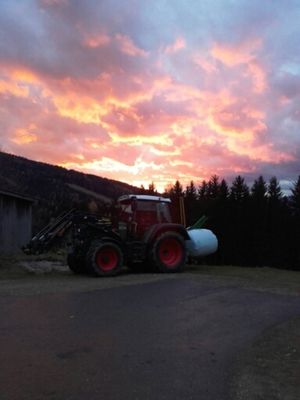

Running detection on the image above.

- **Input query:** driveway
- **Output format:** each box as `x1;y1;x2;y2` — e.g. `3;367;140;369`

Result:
0;272;299;400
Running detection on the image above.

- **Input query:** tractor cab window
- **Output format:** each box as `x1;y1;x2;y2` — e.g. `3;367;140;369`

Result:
134;200;172;232
158;202;172;223
117;198;172;237
135;201;158;226
118;199;133;223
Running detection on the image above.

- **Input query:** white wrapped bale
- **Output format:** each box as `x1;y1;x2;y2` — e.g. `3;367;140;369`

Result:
186;228;218;257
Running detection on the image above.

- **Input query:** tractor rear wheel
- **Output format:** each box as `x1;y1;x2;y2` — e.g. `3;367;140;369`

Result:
150;232;186;273
86;240;123;277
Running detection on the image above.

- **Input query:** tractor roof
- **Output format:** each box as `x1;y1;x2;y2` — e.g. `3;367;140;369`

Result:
118;194;171;203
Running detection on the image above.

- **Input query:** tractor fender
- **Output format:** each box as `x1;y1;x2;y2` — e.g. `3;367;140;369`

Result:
95;234;123;247
88;229;124;250
143;223;190;244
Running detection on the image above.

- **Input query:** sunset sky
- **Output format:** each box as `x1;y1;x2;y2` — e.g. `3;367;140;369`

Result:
0;0;300;192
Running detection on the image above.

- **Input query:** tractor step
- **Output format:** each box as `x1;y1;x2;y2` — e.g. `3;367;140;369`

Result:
127;241;146;263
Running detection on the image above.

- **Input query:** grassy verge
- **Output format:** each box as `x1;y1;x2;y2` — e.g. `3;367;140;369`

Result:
1;257;300;294
186;265;300;399
231;317;300;400
187;264;300;295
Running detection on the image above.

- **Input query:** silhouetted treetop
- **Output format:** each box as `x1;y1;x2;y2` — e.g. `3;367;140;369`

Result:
185;180;197;200
291;175;300;210
251;175;267;200
267;176;282;201
219;179;229;200
230;175;249;202
207;175;220;199
198;180;208;199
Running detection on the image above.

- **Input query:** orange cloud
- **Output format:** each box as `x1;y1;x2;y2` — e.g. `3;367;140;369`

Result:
0;79;29;97
209;39;267;94
53;95;107;124
12;124;38;145
211;38;262;66
11;68;39;83
224;137;295;163
109;132;173;147
60;156;163;179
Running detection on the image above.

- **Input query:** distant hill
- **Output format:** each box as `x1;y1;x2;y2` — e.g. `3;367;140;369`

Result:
0;151;140;231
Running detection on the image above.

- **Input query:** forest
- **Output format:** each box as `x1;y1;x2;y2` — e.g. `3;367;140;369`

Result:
145;175;300;270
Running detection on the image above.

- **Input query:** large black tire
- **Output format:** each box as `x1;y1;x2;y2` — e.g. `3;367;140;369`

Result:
67;252;86;274
86;240;123;277
150;232;187;273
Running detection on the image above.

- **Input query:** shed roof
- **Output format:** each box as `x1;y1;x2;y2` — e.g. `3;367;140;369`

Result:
0;189;34;203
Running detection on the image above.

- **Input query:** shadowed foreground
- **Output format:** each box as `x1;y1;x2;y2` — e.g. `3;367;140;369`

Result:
0;273;299;400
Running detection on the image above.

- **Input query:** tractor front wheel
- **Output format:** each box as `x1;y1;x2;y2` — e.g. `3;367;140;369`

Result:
150;232;186;273
86;241;123;277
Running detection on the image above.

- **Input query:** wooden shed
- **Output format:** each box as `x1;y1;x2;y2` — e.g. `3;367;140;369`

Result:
0;190;34;254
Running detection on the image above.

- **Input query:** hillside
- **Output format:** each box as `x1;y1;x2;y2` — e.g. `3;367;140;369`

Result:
0;151;139;231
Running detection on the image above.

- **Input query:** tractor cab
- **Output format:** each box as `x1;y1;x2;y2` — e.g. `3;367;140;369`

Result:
117;195;172;238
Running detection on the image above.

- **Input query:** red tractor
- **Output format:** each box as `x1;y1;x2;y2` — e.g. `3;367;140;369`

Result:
24;194;218;276
70;194;190;276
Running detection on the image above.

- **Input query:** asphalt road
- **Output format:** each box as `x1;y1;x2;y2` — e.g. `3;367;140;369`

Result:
0;275;299;400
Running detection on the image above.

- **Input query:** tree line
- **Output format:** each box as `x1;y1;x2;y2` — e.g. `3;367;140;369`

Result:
143;175;300;270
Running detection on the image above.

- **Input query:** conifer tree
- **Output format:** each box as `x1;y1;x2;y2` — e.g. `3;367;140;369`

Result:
163;183;173;198
267;176;282;200
198;180;208;199
148;182;156;194
139;184;147;194
230;176;249;202
173;180;183;198
291;175;300;210
249;176;268;265
185;180;197;201
265;177;284;267
185;180;198;226
219;179;229;200
166;180;184;223
251;175;267;200
207;175;220;199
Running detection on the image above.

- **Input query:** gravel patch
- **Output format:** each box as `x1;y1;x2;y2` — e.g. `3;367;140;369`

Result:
18;260;69;274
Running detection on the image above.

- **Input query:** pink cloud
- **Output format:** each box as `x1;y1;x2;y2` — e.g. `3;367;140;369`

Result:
211;38;262;67
84;33;111;48
0;1;299;192
115;34;148;57
164;37;186;54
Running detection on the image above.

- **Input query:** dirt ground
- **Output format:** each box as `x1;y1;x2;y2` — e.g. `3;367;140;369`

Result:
0;255;300;399
231;316;300;400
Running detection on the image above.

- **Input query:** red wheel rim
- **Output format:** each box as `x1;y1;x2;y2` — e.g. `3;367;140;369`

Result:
95;246;119;271
158;238;183;268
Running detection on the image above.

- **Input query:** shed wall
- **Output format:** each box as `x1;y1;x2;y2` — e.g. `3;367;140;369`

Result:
0;195;32;254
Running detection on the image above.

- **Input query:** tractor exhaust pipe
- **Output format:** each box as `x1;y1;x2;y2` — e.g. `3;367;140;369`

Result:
179;196;186;227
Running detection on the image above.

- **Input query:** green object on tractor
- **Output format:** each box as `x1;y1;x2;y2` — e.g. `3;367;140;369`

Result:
187;215;207;231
